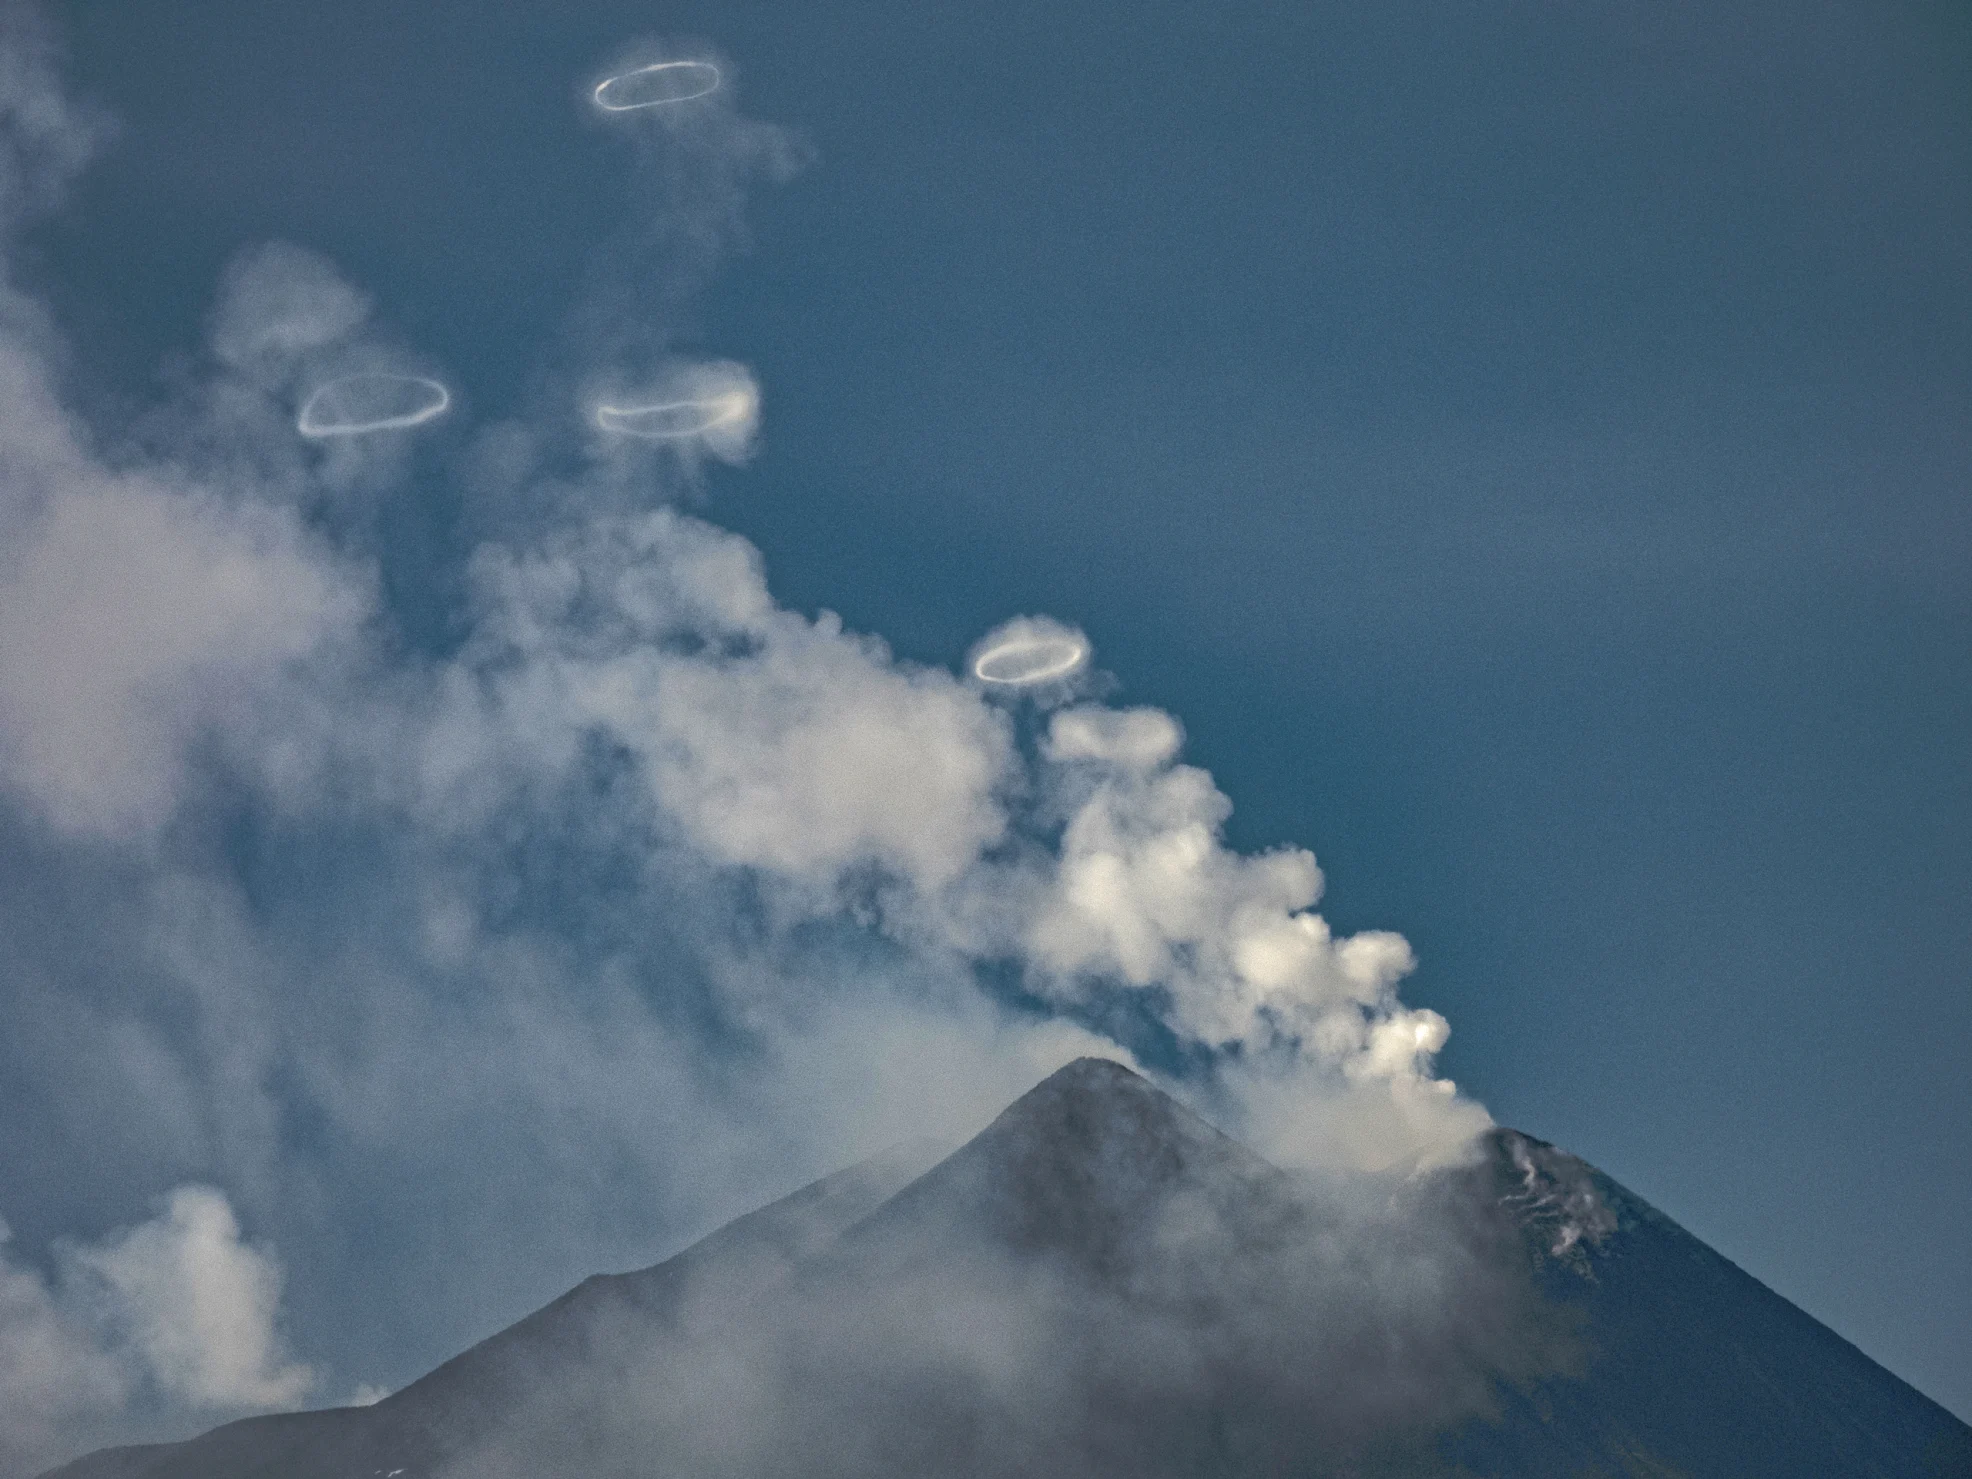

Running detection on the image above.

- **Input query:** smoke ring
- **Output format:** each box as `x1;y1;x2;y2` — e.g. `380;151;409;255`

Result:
972;636;1090;686
296;375;450;438
594;393;749;440
594;62;722;111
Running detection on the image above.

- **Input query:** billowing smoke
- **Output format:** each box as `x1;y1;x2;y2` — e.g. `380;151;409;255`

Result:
0;9;1494;1473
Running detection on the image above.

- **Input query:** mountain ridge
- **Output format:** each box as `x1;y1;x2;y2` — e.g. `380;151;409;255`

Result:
42;1058;1972;1479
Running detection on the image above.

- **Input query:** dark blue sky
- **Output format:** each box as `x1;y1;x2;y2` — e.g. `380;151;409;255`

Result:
36;0;1972;1419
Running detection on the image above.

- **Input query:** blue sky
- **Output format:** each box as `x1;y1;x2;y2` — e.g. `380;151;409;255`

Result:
0;0;1965;1460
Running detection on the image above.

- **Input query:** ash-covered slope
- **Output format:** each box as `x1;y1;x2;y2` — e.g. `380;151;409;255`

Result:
44;1060;1972;1479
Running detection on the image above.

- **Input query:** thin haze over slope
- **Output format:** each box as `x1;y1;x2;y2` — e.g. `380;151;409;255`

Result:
1;9;1491;1470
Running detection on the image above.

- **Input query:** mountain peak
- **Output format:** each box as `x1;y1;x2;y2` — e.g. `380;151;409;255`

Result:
991;1055;1218;1137
1034;1053;1148;1088
834;1056;1283;1280
990;1055;1190;1147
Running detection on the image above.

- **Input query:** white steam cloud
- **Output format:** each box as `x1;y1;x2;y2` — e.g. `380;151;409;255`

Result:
63;1186;313;1411
0;1191;309;1477
0;12;1492;1472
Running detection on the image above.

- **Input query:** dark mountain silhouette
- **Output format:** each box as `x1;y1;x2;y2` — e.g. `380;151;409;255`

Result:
44;1059;1972;1479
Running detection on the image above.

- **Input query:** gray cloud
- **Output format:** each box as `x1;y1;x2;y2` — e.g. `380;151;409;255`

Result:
209;243;372;386
0;1220;126;1479
0;5;107;230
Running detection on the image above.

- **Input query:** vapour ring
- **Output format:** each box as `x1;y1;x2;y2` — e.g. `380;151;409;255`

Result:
594;62;722;111
296;375;451;438
593;394;748;439
972;637;1089;685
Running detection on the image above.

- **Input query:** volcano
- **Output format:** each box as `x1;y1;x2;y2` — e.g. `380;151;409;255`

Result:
44;1059;1972;1478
